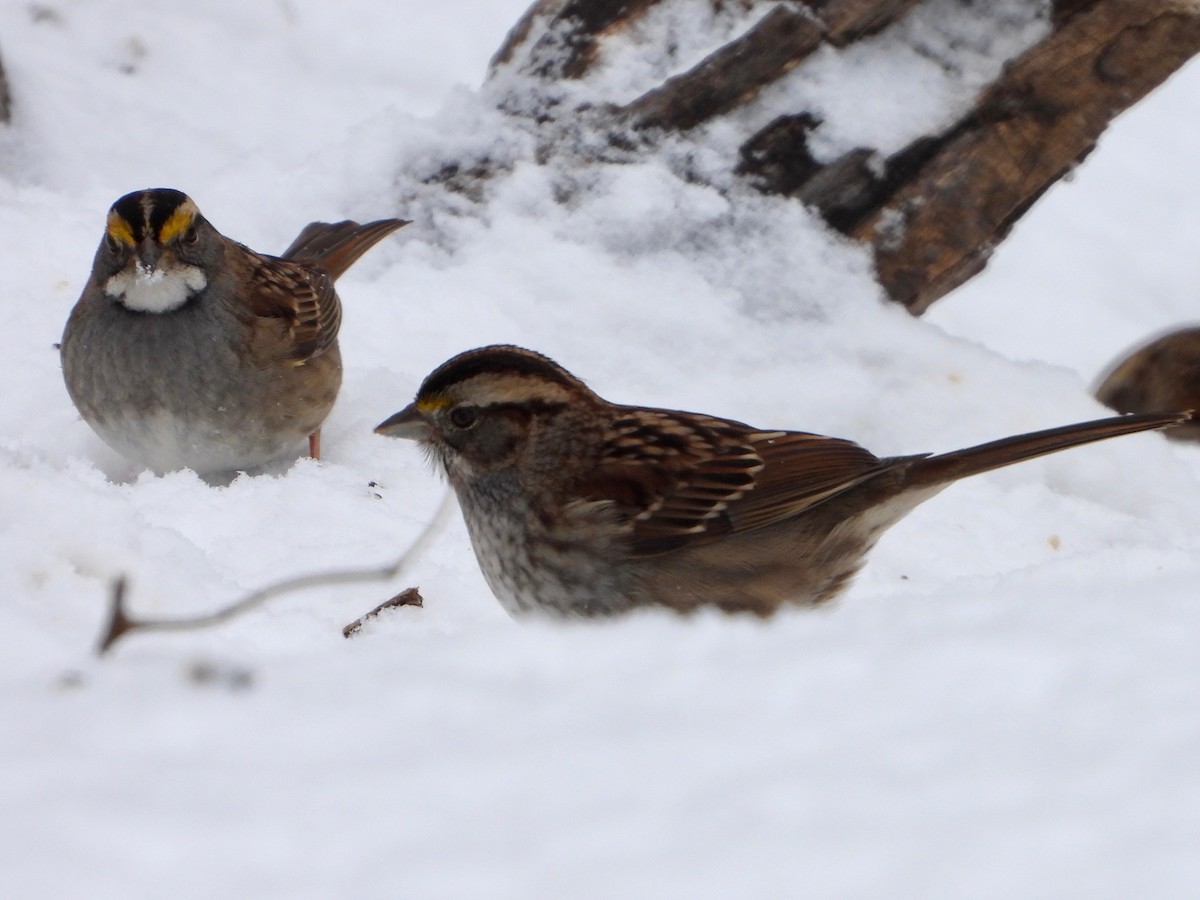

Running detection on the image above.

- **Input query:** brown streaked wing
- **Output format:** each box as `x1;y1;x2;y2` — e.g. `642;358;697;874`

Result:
567;409;757;555
245;254;341;363
572;408;911;556
725;431;913;533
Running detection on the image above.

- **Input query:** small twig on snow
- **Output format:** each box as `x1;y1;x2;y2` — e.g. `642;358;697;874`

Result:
96;489;456;655
342;586;424;638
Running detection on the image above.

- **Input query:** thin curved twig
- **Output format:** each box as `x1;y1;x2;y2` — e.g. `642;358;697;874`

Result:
96;489;457;655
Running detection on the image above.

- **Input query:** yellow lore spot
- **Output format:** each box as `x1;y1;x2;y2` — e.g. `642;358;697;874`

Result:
417;395;452;413
105;211;135;246
158;202;197;243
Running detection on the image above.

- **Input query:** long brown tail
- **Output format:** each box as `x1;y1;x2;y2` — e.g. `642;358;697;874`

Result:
281;218;409;278
907;411;1190;488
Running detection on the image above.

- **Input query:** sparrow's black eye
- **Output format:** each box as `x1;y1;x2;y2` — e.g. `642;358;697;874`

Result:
181;226;199;246
105;234;121;254
448;405;479;430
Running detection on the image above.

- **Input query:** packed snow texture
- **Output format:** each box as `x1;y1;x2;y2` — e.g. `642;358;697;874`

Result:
2;1;1200;897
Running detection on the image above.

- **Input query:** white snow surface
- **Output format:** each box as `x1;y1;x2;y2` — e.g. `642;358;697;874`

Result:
3;1;1200;897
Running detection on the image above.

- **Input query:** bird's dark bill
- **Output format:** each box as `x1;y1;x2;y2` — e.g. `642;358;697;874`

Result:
375;405;430;441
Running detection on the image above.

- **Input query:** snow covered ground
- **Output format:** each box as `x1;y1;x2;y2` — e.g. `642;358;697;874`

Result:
3;2;1200;897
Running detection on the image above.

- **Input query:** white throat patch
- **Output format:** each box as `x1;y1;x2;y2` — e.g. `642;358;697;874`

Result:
106;263;207;313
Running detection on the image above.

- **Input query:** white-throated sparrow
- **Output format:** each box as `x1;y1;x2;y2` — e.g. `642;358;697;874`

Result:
61;188;408;475
1096;328;1200;441
376;344;1188;617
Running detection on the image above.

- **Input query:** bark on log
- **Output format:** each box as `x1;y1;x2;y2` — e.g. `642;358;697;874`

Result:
623;6;824;132
492;0;665;77
854;0;1200;313
484;0;1200;314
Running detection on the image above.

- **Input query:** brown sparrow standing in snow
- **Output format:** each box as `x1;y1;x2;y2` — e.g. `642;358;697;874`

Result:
376;344;1187;617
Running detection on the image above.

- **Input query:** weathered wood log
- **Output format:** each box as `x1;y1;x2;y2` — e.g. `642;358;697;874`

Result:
492;0;665;77
622;6;824;131
482;0;1200;314
808;0;925;45
854;0;1200;313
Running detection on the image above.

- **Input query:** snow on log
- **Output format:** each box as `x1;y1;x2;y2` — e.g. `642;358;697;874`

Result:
486;0;1200;313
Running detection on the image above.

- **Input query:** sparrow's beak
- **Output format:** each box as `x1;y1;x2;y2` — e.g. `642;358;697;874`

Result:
135;238;163;272
375;404;430;441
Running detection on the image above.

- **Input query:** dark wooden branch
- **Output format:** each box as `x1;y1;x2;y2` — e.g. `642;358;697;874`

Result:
1054;0;1101;27
478;0;1200;314
624;6;824;131
852;0;1200;312
813;0;923;44
491;0;665;77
